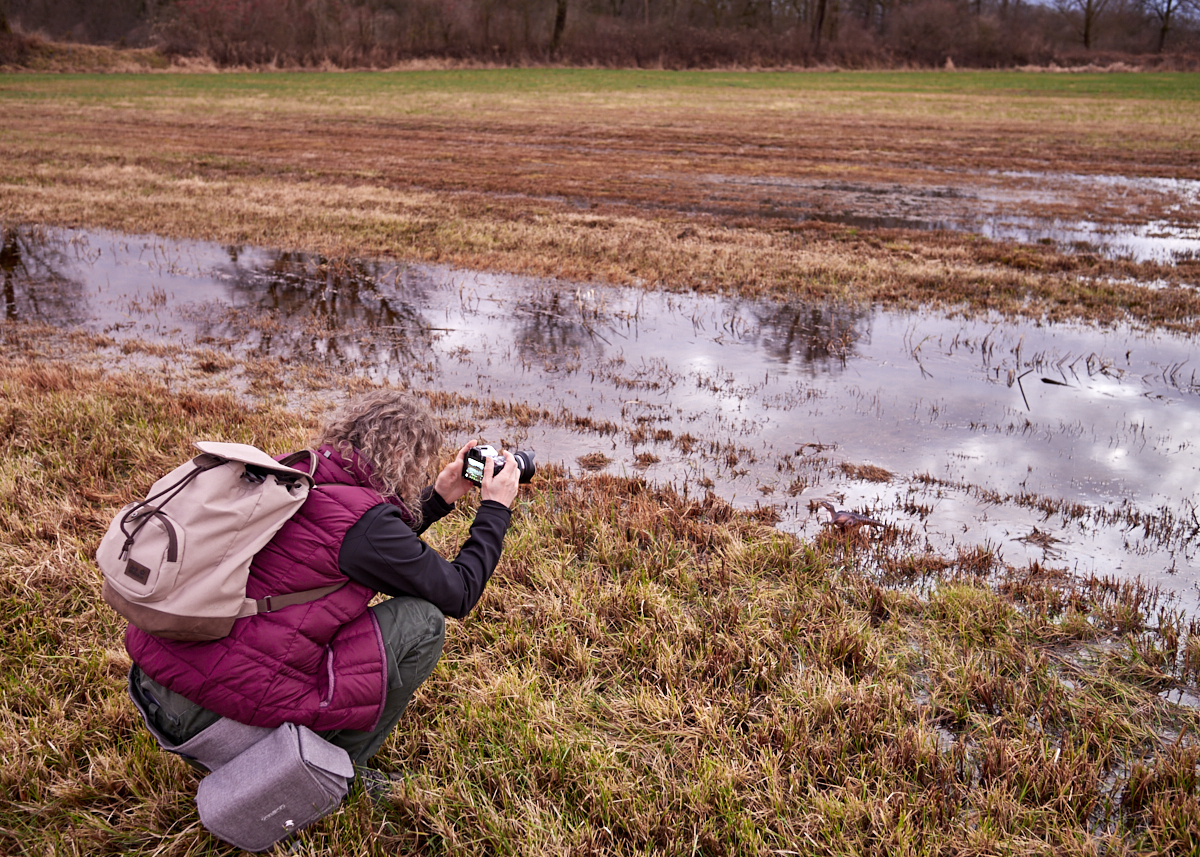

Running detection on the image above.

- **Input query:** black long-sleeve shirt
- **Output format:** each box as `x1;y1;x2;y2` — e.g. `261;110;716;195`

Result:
338;487;511;619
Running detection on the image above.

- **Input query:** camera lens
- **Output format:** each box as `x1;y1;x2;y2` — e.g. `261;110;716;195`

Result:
512;450;536;484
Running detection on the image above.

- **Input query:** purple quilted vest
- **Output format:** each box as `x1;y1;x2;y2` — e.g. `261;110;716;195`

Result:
126;446;395;732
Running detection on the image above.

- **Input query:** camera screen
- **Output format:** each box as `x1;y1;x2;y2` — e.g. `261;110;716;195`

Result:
465;457;485;482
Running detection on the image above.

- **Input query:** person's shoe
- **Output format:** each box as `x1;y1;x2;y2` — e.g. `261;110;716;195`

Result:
355;766;405;799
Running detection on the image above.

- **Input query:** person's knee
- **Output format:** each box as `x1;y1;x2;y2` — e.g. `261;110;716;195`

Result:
415;599;446;662
374;596;446;675
401;595;443;637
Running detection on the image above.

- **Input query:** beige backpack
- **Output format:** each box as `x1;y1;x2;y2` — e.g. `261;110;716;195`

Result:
97;442;344;642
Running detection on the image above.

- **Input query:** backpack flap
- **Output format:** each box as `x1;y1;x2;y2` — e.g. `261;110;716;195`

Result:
193;442;316;488
97;444;318;641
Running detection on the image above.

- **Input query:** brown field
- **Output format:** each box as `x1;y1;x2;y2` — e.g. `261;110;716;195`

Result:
2;71;1199;329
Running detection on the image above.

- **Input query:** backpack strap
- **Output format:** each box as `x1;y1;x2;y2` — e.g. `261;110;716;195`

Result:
253;582;348;615
233;449;341;617
277;449;319;481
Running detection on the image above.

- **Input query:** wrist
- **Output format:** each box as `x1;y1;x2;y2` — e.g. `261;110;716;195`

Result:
433;475;459;502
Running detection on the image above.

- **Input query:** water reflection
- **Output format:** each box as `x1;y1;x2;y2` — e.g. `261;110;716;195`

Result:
212;249;434;370
512;287;609;363
0;228;88;324
4;225;1199;609
745;300;871;369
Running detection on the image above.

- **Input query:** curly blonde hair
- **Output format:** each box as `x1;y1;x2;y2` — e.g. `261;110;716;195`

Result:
311;390;442;525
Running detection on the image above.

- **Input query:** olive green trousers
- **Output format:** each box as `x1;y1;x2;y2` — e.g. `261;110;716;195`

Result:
130;596;445;765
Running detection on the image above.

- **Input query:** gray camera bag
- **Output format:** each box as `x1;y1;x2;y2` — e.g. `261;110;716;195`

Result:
197;722;354;852
129;671;354;852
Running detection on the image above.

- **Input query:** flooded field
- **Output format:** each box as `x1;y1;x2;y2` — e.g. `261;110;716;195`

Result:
6;73;1200;856
4;224;1198;610
693;170;1200;264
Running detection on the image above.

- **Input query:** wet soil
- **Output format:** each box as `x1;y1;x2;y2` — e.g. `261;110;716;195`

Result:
694;170;1200;263
5;225;1198;610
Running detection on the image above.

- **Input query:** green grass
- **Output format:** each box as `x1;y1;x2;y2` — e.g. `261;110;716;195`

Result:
2;68;1197;104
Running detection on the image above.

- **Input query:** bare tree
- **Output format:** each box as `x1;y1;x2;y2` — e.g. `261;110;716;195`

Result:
550;0;568;52
1056;0;1112;48
6;0;1199;68
1144;0;1192;50
697;0;731;26
478;0;497;47
812;0;831;50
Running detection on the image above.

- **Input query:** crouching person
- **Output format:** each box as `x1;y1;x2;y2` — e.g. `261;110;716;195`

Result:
125;390;521;769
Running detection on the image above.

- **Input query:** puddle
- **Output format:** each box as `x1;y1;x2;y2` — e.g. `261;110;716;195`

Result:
1159;687;1200;709
693;171;1200;264
4;225;1199;610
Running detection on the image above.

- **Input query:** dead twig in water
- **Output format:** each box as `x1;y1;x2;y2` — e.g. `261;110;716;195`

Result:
1016;526;1063;551
515;305;614;346
1016;369;1034;411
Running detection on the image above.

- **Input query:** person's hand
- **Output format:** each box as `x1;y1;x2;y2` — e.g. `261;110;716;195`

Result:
433;440;478;505
480;447;520;509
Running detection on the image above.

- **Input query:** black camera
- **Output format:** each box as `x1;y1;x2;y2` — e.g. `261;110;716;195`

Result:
462;445;536;486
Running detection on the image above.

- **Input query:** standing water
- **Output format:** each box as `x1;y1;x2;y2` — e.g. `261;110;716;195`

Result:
4;226;1199;609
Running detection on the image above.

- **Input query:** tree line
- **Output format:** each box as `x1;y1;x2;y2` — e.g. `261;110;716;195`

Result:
2;0;1197;68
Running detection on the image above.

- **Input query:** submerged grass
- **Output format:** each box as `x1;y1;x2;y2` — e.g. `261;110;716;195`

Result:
0;351;1197;855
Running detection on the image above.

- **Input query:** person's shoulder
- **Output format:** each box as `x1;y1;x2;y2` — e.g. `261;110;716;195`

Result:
360;502;405;524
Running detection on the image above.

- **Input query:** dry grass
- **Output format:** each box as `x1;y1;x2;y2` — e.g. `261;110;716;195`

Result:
576;452;612;471
0;352;1197;855
1;72;1199;329
838;462;893;483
